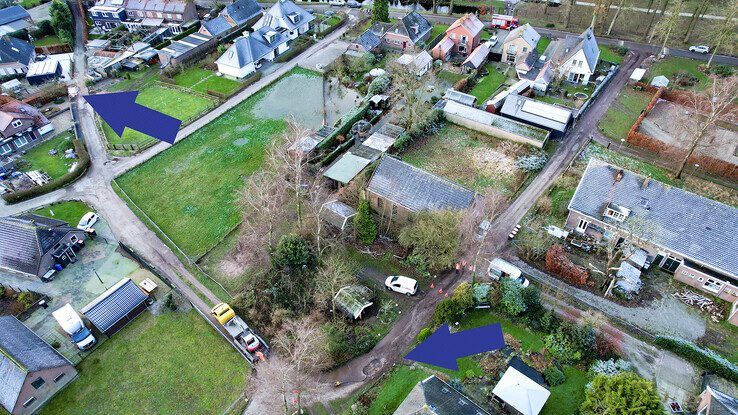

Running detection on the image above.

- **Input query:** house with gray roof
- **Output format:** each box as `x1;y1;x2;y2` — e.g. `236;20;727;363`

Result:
697;374;738;415
157;32;218;67
501;23;540;65
393;375;491;415
542;27;599;84
365;155;475;224
381;11;431;52
566;158;738;326
215;26;289;78
81;278;149;337
254;0;314;40
0;6;32;36
0;214;86;280
347;27;383;55
0;36;34;77
198;0;263;39
0;316;77;415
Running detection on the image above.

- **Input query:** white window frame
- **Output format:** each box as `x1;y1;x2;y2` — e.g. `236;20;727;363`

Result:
604;208;626;222
23;397;36;408
703;278;723;293
14;136;29;147
11;119;22;128
0;144;11;155
576;218;589;233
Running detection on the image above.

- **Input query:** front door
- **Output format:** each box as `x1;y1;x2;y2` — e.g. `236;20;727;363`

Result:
402;41;407;50
661;255;681;273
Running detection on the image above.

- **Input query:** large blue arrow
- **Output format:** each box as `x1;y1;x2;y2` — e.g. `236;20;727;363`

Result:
405;323;505;370
83;91;181;144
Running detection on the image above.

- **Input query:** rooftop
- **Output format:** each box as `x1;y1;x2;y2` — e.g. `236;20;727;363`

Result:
442;99;550;143
500;93;572;132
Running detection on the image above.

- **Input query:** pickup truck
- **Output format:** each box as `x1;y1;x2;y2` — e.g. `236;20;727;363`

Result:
211;303;268;364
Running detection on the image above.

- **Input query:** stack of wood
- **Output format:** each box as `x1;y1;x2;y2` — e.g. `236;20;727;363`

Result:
672;290;724;322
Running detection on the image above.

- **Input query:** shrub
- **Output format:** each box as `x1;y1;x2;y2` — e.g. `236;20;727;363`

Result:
581;372;662;415
709;64;734;77
545;244;589;285
417;327;432;342
654;336;738;383
589;359;633;377
674;71;699;87
452;282;475;311
272;234;313;271
324;321;379;367
544;329;581;364
368;74;390;96
615;45;628;56
540;310;561;334
31;20;54;39
515;153;549;172
432;298;465;326
164;293;177;311
354;200;378;245
536;196;553;215
453;77;469;92
499;278;527;317
399;210;461;271
51;340;61;349
448;378;464;393
543;366;565;386
17;292;34;308
395;109;444;151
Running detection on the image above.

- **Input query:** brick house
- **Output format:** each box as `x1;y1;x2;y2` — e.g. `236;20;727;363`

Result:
0;316;78;415
0;97;51;158
365;155;475;225
566;159;738;325
431;13;484;61
91;0;197;34
380;11;431;52
501;23;540;65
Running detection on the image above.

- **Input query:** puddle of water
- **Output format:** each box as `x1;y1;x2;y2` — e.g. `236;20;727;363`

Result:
251;74;324;129
233;137;250;146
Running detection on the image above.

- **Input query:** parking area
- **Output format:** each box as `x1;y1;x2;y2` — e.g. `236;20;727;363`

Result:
2;219;167;363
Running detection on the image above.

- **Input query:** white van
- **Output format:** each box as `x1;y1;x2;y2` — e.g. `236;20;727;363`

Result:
488;258;529;287
52;304;96;350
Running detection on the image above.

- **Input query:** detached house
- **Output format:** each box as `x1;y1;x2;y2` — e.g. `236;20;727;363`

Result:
566;159;738;325
199;0;263;39
0;36;34;77
0;214;86;280
365;155;475;224
381;11;431;52
501;23;540;65
431;13;484;61
542;27;599;84
0;98;51;157
254;0;313;40
0;6;33;36
216;27;289;78
0;316;78;415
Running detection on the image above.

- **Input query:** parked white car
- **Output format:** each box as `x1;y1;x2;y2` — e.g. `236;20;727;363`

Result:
329;0;346;6
488;258;530;288
689;45;709;54
77;212;99;231
385;276;418;296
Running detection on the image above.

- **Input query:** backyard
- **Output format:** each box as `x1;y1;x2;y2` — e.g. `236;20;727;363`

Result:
101;83;217;148
16;132;76;179
598;87;653;141
34;35;64;46
39;310;250;415
402;124;536;197
173;67;241;95
598;45;626;64
468;64;508;102
116;68;324;259
33;200;91;225
649;56;710;90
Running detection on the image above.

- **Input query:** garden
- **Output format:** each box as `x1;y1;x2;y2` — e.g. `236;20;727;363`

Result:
598;87;653;141
40;310;250;415
468;63;509;103
33;200;92;225
115;68;322;259
16;131;76;180
173;67;242;96
649;56;711;90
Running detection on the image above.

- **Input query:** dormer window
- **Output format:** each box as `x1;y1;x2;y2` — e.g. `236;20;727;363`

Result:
11;120;22;128
604;208;626;222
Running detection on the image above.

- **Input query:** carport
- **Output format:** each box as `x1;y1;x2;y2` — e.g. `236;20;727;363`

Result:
81;278;149;337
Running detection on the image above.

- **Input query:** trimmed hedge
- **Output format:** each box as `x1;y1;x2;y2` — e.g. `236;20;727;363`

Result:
654;336;738;383
274;37;315;63
316;13;347;38
316;101;371;150
2;139;90;204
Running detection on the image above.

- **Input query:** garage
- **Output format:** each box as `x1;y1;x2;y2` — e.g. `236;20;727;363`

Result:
81;278;149;337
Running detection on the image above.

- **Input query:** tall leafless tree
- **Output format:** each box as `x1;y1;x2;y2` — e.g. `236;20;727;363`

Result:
682;0;711;43
705;2;737;68
649;0;685;54
606;0;630;36
675;75;738;179
388;62;436;130
314;254;357;317
457;191;507;281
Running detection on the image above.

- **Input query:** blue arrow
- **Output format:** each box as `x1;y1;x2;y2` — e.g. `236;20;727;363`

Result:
405;323;505;370
83;91;181;144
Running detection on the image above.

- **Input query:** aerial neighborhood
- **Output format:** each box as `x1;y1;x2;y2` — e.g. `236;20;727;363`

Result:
0;0;736;413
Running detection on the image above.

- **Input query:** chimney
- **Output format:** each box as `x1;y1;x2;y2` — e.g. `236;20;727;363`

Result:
641;177;650;189
614;169;624;182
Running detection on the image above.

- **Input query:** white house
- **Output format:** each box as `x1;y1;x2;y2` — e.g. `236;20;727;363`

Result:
395;50;433;76
543;27;600;84
254;0;314;40
216;27;289;78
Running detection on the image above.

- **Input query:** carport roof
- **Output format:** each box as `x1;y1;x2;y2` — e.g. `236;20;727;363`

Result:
81;278;148;334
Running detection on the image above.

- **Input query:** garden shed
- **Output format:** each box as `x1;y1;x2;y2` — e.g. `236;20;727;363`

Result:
320;200;357;230
650;75;669;87
334;285;374;320
493;356;550;415
323;153;372;185
81;278;149;337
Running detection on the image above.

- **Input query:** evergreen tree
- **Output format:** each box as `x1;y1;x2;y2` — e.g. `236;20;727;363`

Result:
581;372;663;415
372;0;389;23
354;200;378;245
50;0;74;44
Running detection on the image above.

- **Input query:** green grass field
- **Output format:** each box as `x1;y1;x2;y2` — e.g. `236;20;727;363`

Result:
599;45;625;64
536;36;551;54
541;366;589;415
34;35;64;46
40;311;249;415
598;89;652;141
469;64;507;102
438;70;465;85
650;56;710;90
102;84;216;147
18;132;75;179
34;201;92;225
174;67;241;96
429;24;449;41
116;68;317;258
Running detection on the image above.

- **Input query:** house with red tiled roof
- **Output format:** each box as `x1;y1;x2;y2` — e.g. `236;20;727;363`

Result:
0;97;51;158
431;13;484;61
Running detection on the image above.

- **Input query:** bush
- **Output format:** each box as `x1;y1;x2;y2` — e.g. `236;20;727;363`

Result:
674;71;699;87
51;340;61;349
581;372;662;415
432;298;465;326
417;327;432;342
354;200;378;245
367;75;390;95
589;359;633;377
544;328;581;364
274;37;315;63
539;310;561;334
324;322;379;367
545;244;589;285
543;366;565;386
709;64;734;77
451;282;474;310
17;292;34;308
164;293;177;311
654;336;738;383
516;153;549;172
272;234;313;271
499;278;526;317
399;210;461;271
395;109;444;151
615;45;628;56
3;139;90;204
31;20;54;39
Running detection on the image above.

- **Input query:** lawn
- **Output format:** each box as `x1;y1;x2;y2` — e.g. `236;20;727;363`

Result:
330;366;431;415
598;45;625;64
541;366;589;415
102;84;216;147
34;35;64;46
438;70;465;85
116;68;318;259
40;310;250;415
535;36;551;54
429;24;449;41
598;88;652;141
33;201;92;225
402;124;532;196
17;132;76;179
469;64;507;102
174;67;241;96
650;56;710;90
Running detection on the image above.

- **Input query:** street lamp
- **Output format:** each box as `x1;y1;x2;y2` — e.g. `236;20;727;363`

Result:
619;138;625;150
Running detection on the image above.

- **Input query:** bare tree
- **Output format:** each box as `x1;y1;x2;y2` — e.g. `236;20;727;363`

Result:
600;216;661;297
564;0;576;28
388;62;436;130
682;0;711;43
649;0;685;55
675;75;738;179
644;0;669;41
457;191;507;281
302;176;335;258
606;0;631;36
705;2;737;68
314;254;357;317
590;0;611;32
